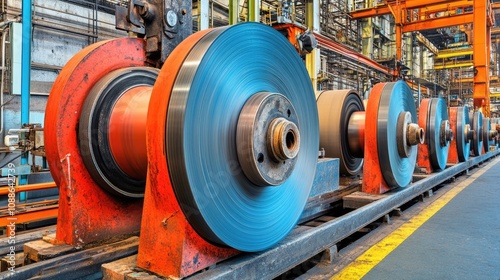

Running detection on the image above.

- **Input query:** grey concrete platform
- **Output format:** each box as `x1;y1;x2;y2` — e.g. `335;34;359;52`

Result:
363;159;500;280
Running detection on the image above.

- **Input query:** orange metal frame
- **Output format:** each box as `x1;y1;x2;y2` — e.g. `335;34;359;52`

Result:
0;182;58;236
273;24;396;78
473;0;492;116
350;0;494;116
0;181;56;196
362;83;392;194
0;202;58;228
44;38;146;247
417;99;434;174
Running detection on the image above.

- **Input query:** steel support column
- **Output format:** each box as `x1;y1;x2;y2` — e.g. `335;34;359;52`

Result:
198;0;209;30
361;0;373;57
229;0;239;24
20;0;32;192
306;0;319;93
473;0;490;116
248;0;260;22
361;18;373;57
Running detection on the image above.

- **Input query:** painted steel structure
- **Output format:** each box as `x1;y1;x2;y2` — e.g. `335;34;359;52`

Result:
350;0;495;116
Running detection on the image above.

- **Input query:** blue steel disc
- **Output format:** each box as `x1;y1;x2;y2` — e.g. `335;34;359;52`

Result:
377;81;418;188
456;106;471;162
166;23;319;252
427;98;450;170
470;111;483;156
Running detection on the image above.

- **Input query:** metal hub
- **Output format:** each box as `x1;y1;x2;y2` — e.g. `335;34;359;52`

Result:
440;120;454;147
347;111;366;158
397;111;424;158
236;92;300;186
464;124;474;142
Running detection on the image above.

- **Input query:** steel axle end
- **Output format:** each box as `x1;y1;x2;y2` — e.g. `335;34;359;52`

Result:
407;124;424;146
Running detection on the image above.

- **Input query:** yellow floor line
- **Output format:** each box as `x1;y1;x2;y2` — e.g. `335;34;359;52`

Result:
331;157;500;280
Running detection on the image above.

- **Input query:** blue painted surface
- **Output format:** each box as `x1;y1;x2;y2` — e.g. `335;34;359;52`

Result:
20;0;32;199
380;81;418;188
433;98;450;169
0;165;31;176
21;0;31;127
364;160;500;280
309;158;339;197
299;158;340;222
173;23;319;252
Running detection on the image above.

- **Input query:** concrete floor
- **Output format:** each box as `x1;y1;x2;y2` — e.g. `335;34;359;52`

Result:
300;156;500;280
363;159;500;280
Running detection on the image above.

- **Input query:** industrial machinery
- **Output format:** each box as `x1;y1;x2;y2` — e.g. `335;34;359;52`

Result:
138;23;319;277
362;81;424;194
44;20;319;277
482;117;498;152
417;98;454;174
470;111;484;156
317;89;365;177
317;81;425;195
27;0;498;279
44;0;193;247
447;106;474;164
3;124;47;174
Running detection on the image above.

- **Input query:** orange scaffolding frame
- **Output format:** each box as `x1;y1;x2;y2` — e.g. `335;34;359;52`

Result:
350;0;495;116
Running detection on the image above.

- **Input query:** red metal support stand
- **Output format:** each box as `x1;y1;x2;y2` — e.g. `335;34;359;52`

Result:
417;99;433;174
362;83;391;194
44;39;146;246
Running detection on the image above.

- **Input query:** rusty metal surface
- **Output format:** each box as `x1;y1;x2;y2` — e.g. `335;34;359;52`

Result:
44;38;147;247
116;0;192;65
362;83;389;194
115;5;145;34
363;82;419;194
448;106;471;164
417;99;432;174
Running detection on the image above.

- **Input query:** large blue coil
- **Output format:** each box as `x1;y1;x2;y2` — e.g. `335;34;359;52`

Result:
165;23;319;252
